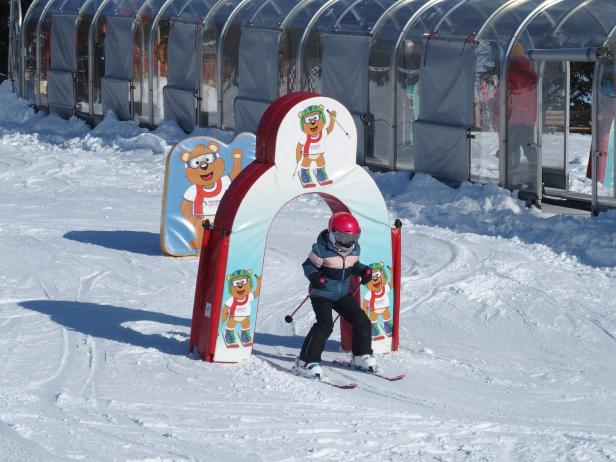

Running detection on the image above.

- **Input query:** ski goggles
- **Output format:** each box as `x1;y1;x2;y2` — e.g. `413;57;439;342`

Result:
303;113;321;124
231;277;249;287
333;231;360;247
187;152;219;169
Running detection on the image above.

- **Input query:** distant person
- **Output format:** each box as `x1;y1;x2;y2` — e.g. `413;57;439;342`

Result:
507;43;538;188
157;32;168;79
402;40;421;123
94;21;107;104
586;65;616;186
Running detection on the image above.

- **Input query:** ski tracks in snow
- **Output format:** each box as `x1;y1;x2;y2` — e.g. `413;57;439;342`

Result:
1;87;616;459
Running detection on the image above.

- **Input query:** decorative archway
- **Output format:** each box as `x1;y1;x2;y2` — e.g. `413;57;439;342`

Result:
189;93;402;363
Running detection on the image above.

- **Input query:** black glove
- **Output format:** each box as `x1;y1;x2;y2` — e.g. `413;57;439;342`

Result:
360;267;372;285
309;272;327;289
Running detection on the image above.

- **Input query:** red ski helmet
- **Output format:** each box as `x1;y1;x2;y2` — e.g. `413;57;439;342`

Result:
328;212;361;248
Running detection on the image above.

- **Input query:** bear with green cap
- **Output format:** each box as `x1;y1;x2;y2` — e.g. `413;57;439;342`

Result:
222;269;262;348
361;262;394;341
295;104;336;188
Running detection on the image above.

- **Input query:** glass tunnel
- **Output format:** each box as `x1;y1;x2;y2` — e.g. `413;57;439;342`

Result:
9;0;616;213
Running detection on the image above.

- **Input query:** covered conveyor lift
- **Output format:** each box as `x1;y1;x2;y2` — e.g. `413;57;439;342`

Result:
20;0;50;106
232;0;301;133
295;0;398;163
148;0;219;131
497;0;616;210
367;0;436;170
38;0;102;118
89;0;167;122
9;0;616;214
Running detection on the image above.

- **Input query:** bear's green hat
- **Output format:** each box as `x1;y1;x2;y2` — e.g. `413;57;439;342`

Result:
298;105;327;129
226;269;254;292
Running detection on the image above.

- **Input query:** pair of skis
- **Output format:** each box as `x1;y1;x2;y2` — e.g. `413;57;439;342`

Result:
325;359;406;389
262;357;405;389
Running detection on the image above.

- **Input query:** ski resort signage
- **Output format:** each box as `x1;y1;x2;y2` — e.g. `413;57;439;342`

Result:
160;133;256;256
188;93;402;363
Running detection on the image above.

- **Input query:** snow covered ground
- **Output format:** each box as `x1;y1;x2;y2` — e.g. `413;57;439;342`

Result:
1;82;616;461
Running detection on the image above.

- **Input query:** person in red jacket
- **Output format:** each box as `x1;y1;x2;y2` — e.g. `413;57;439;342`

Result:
507;43;538;188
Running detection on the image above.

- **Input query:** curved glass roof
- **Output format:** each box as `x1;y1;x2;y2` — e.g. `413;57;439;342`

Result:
23;0;47;26
436;0;511;37
370;0;433;42
40;0;101;16
22;0;616;49
476;0;543;57
157;0;218;24
97;0;166;18
552;0;616;48
332;0;399;35
246;0;300;28
18;0;616;119
283;0;329;30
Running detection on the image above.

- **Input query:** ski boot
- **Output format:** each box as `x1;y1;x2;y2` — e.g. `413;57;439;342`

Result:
351;354;379;373
371;322;385;341
382;318;393;337
224;328;240;348
240;328;253;347
292;358;324;380
299;168;316;188
315;167;333;186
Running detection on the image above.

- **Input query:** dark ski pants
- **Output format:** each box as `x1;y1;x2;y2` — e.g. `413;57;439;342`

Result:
300;294;373;363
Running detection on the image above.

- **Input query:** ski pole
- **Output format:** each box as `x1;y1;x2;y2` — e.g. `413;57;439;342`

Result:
284;293;311;323
326;109;351;139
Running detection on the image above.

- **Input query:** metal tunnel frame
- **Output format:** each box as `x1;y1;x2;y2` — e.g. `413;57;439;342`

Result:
11;0;616;212
8;0;23;92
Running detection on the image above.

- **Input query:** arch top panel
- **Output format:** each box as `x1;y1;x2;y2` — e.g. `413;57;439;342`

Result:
226;93;391;237
224;92;391;237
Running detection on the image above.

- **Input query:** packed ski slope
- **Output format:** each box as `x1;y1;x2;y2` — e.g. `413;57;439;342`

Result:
0;82;615;461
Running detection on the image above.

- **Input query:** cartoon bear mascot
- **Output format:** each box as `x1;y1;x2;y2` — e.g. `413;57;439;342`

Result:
180;142;243;249
361;262;394;341
221;269;262;348
295;105;336;188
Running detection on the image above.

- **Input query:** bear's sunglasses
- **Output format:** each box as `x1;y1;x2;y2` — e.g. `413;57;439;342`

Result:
304;114;321;124
187;152;219;169
231;277;249;287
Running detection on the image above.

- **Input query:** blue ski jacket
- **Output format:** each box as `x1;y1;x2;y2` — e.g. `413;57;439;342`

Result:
302;230;368;301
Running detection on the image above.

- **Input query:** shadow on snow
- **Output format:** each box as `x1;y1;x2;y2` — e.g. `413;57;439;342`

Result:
63;230;162;256
20;300;190;355
19;300;306;356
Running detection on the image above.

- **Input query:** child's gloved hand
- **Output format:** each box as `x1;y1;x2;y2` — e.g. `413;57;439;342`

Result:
360;267;373;285
309;272;327;289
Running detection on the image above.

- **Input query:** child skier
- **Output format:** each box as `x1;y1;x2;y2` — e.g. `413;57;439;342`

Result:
294;211;377;379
